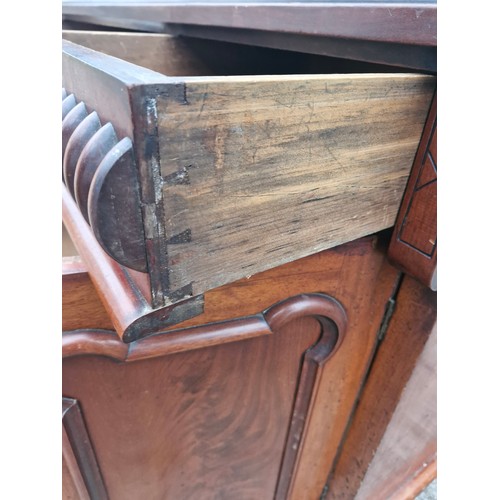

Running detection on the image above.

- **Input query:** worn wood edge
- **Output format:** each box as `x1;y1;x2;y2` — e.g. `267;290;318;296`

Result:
61;3;437;46
63;39;172;85
179;72;436;85
62;39;172;144
62;292;346;362
63;183;205;342
155;74;435;301
62;397;109;499
395;455;437;500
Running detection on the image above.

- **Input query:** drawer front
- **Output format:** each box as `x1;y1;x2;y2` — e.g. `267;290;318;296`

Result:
62;35;435;309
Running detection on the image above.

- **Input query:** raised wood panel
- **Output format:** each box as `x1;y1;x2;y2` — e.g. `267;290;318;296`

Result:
63;235;401;499
63;313;330;499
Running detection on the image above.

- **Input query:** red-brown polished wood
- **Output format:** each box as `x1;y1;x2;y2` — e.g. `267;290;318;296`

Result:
63;235;401;499
63;296;343;499
325;274;437;499
388;95;437;290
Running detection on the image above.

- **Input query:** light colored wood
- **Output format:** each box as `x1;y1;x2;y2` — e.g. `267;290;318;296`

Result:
157;74;435;298
355;325;437;500
62;30;216;76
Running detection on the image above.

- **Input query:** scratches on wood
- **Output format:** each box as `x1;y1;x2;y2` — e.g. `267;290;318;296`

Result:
156;74;435;297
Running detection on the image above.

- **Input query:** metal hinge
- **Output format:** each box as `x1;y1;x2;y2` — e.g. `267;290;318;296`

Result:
377;296;397;342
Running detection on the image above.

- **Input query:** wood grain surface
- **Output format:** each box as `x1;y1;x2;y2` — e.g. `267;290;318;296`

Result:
325;274;436;499
62;257;114;332
63;39;434;309
62;30;217;76
63;235;401;499
157;74;434;300
63;296;343;499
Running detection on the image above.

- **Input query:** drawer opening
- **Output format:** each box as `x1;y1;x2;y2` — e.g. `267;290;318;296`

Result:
62;32;435;311
62;30;422;78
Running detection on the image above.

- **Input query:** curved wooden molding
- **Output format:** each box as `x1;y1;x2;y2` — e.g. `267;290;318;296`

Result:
63;111;102;197
62;397;109;500
63;183;204;342
63;293;347;498
62;93;77;120
63;292;346;362
62;101;88;161
61;89;147;272
88;137;147;272
75;123;118;222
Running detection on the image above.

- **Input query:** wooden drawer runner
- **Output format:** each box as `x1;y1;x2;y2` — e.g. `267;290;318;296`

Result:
62;32;435;318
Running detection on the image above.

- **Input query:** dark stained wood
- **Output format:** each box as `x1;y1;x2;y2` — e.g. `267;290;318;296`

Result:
62;398;109;499
63;111;101;197
87;137;147;272
62;101;88;162
62;29;433;74
388;95;437;290
63;293;347;362
354;325;437;500
167;24;437;72
61;84;148;272
325;274;436;500
74;123;118;222
61;2;437;46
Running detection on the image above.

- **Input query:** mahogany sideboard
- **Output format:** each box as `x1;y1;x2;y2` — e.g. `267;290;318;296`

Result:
61;5;437;499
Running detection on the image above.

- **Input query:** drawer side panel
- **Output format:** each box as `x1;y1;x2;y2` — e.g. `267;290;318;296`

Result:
156;74;435;296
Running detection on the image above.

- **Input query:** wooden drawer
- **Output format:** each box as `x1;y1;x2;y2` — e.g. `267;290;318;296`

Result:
62;32;435;330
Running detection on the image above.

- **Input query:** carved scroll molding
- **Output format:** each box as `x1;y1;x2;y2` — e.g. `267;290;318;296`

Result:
62;398;109;500
62;89;147;272
62;293;346;362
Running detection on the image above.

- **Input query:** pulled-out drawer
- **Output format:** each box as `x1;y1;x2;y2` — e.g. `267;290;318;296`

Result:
62;32;435;313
